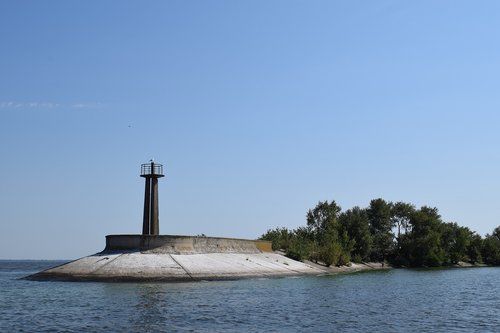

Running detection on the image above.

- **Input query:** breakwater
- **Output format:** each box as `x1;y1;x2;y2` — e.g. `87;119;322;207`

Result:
26;235;321;282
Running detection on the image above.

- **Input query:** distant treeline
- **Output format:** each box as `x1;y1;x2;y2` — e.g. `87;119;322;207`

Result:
260;199;500;267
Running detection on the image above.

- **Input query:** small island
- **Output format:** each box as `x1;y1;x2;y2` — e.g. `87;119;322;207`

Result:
27;162;499;282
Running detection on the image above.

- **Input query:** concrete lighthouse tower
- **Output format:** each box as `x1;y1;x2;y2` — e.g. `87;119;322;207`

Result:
141;160;164;235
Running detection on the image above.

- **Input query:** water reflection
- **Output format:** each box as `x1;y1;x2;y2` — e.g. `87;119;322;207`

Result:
132;284;167;331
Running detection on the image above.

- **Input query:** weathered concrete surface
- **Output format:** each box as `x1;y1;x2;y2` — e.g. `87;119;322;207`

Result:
104;234;272;254
26;235;323;282
27;251;324;282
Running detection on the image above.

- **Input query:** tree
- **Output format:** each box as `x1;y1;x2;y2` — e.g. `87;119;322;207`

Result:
440;223;470;265
406;206;445;267
339;207;372;262
467;232;483;264
306;200;344;266
286;226;314;262
367;198;394;261
482;226;500;265
262;198;494;268
391;202;415;250
306;200;341;242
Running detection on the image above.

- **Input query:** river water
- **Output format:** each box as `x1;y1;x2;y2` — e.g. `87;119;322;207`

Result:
0;260;499;332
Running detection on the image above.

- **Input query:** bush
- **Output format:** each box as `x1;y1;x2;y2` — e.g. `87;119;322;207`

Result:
424;252;443;267
285;238;309;262
352;254;363;264
319;242;343;267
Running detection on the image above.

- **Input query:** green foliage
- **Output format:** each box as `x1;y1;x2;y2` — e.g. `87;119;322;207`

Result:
339;207;372;262
467;233;483;264
319;241;343;267
262;199;499;268
404;207;445;267
482;227;500;265
439;223;470;264
286;228;315;262
305;200;348;266
367;199;393;233
306;200;341;244
285;238;309;262
391;202;415;249
367;199;394;261
259;227;293;251
260;226;315;262
338;230;353;265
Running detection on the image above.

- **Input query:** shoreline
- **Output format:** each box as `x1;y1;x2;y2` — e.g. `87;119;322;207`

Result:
25;252;393;282
23;255;496;282
303;260;390;274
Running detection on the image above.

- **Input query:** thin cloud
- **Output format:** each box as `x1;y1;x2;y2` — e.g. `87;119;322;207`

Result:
0;101;60;109
71;103;87;108
0;101;104;109
70;102;105;109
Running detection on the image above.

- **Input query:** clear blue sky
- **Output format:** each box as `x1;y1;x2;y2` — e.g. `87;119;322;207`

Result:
1;1;499;259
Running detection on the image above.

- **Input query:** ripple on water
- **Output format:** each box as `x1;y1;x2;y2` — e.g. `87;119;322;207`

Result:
0;262;499;332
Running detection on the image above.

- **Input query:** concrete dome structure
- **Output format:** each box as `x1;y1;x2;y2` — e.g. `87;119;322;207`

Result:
27;235;324;282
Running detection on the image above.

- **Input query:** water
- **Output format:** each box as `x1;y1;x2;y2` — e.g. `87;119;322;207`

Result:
1;260;499;332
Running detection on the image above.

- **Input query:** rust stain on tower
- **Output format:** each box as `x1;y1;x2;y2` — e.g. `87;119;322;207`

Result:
141;160;164;235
